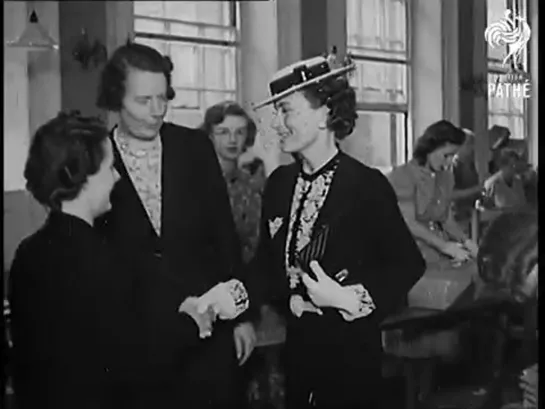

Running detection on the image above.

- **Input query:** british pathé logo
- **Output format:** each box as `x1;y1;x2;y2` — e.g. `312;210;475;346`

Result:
485;10;531;69
484;10;532;99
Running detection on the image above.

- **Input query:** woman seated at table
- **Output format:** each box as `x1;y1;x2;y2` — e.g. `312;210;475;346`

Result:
388;120;479;266
476;209;538;409
483;149;527;210
8;112;212;408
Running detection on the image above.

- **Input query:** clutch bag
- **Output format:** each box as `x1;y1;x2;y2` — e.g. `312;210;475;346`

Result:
295;224;330;280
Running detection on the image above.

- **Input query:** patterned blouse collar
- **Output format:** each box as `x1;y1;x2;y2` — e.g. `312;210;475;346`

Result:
408;159;440;179
297;148;341;182
114;126;161;158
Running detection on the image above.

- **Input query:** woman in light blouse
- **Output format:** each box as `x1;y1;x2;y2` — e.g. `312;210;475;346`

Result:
388;120;479;266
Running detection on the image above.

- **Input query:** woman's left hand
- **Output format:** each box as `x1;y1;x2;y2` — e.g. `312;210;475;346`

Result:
463;239;479;258
233;321;257;366
301;261;351;310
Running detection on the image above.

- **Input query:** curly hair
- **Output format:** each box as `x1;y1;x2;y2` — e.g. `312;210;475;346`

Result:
477;209;538;303
24;111;109;210
412;120;466;166
200;101;257;149
96;41;175;112
302;76;358;140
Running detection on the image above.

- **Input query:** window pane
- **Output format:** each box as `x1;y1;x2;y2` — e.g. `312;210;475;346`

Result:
350;60;407;104
135;18;236;42
489;114;525;139
169;43;199;87
489;94;525;116
167;108;204;128
136;1;233;27
340;111;407;169
203;91;237;110
202;46;237;91
134;37;167;55
133;1;239;119
167;1;232;26
171;88;200;110
347;0;407;59
134;18;167;35
134;1;165;18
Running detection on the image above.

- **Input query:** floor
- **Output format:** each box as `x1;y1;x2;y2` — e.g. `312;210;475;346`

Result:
2;348;522;409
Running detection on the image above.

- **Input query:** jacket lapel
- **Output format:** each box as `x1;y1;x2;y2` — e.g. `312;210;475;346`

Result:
311;152;351;239
109;128;159;241
267;164;299;257
160;124;199;242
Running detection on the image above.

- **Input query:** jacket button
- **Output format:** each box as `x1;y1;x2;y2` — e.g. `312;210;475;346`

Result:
154;252;162;259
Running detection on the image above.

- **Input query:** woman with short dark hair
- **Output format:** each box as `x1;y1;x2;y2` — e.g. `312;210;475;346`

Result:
96;42;176;112
8;112;210;408
94;41;250;409
388;120;478;264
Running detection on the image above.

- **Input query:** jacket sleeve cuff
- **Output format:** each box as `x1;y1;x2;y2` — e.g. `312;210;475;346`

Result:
339;283;376;321
226;279;250;318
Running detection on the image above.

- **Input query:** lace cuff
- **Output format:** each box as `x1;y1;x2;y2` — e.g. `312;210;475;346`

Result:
226;279;250;318
339;284;376;321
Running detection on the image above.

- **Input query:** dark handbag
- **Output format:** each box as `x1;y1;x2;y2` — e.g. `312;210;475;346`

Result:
294;224;330;281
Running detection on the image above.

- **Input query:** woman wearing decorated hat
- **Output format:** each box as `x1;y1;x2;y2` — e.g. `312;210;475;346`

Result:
198;50;426;409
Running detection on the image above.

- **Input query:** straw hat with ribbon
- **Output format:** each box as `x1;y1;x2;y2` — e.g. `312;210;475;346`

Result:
252;46;356;110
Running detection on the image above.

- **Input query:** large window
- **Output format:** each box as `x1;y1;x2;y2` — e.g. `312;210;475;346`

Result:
487;0;528;140
344;0;409;171
133;1;239;126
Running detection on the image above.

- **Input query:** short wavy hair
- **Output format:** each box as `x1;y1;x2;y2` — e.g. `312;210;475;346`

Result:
96;41;175;112
477;209;538;303
302;76;358;140
412;120;466;166
24;111;109;210
200;101;257;149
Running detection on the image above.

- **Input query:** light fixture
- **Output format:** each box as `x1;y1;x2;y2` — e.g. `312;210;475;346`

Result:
7;10;59;51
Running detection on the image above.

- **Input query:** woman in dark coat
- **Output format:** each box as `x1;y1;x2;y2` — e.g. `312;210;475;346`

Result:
200;54;427;409
8;112;211;409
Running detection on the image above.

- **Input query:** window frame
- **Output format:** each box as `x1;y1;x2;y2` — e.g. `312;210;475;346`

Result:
346;0;411;169
132;1;241;116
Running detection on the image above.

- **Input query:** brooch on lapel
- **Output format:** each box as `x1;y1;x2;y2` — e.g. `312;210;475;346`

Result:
268;217;283;238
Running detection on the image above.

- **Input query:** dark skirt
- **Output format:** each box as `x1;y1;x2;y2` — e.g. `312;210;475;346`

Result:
283;315;386;409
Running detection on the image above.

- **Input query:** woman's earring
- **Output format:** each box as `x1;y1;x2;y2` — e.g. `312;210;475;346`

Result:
318;122;327;130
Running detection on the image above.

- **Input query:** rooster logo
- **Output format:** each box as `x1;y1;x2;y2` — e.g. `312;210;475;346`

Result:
484;10;531;69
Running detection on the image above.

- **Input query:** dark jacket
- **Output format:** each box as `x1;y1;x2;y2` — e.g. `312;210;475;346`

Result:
8;211;200;408
94;123;243;408
247;152;426;408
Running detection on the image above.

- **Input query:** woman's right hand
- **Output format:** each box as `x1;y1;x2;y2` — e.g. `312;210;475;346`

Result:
441;241;471;262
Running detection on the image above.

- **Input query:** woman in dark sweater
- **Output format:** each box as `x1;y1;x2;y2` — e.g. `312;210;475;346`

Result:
8;112;212;408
